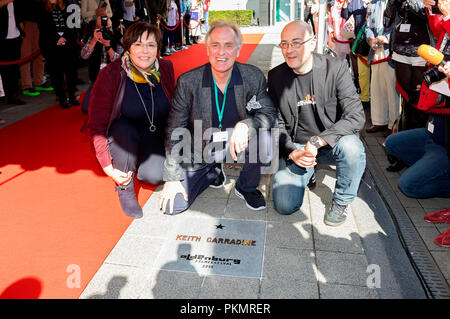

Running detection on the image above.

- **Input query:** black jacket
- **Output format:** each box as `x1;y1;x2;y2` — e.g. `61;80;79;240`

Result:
0;0;27;40
268;54;365;158
35;1;78;57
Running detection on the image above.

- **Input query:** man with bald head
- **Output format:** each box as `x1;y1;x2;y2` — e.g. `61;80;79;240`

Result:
268;20;366;227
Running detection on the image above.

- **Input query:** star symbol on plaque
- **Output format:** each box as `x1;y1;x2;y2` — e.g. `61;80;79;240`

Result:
215;224;225;230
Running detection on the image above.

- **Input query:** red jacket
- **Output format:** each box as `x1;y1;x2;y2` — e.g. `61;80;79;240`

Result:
87;58;175;168
417;12;450;114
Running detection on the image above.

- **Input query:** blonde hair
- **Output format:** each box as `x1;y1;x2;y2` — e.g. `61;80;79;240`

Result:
205;20;242;49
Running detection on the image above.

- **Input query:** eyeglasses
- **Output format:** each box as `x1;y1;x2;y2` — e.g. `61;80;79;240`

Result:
278;38;313;49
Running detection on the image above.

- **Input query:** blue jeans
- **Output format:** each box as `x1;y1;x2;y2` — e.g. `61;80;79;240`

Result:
163;129;274;215
273;135;366;215
385;128;450;198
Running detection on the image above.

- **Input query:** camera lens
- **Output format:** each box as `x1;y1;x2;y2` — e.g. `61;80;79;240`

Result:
423;66;447;86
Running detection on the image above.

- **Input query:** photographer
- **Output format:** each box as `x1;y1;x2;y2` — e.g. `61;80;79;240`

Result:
81;15;122;81
384;0;450;201
81;15;122;113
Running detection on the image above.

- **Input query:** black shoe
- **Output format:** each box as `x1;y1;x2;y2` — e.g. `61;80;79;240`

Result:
209;164;226;189
69;96;80;106
386;159;406;172
115;181;143;219
234;183;266;211
59;99;71;109
307;171;316;190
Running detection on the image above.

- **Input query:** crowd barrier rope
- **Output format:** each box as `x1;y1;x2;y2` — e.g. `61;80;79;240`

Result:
331;37;355;44
0;50;41;66
0;40;88;66
159;19;181;31
183;18;201;30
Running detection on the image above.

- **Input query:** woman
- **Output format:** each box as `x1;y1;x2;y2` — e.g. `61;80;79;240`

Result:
37;0;79;108
190;0;202;43
87;22;175;218
327;0;351;60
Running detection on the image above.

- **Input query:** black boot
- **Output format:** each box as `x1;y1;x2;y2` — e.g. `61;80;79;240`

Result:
115;180;143;218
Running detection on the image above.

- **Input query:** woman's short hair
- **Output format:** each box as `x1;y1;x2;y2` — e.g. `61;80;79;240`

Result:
205;20;242;49
122;21;162;53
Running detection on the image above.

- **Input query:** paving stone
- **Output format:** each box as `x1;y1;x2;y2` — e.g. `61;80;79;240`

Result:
364;136;379;146
260;278;319;299
394;191;422;209
416;226;450;253
430;251;450;280
319;283;379;299
79;264;148;299
126;213;174;239
140;270;204;299
262;247;317;283
418;198;450;210
186;197;228;219
404;207;430;228
309;195;364;254
104;234;165;268
315;251;370;286
436;224;450;233
224;199;267;221
266;202;310;224
265;221;313;250
198;276;260;299
196;180;235;200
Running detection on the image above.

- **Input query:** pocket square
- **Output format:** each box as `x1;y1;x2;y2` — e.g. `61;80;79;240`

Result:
246;95;262;112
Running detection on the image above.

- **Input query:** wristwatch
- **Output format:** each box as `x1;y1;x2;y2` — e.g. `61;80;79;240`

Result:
309;136;322;149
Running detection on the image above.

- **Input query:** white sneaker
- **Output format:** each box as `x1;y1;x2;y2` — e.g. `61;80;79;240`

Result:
170;47;177;53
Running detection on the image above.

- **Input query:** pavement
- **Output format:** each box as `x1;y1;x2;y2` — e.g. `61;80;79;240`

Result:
1;24;449;300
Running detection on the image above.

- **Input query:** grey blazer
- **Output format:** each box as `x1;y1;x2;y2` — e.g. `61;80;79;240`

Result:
268;53;365;158
163;62;278;181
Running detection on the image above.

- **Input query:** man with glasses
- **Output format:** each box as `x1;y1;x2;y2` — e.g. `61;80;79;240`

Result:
159;20;277;215
268;20;366;227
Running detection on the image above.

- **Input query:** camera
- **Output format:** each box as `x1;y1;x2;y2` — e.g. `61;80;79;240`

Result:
98;16;113;41
423;66;447;85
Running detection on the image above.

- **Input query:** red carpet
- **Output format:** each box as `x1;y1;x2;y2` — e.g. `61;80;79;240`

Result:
0;34;263;299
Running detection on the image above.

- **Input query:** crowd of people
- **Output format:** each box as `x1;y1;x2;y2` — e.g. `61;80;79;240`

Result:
0;0;448;246
301;0;449;245
0;0;210;115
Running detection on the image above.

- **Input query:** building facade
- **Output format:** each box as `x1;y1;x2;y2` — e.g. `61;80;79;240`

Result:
210;0;306;26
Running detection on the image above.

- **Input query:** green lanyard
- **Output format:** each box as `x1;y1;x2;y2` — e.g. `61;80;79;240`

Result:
212;74;231;130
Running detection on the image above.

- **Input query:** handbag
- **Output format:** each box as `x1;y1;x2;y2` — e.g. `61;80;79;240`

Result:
351;26;370;56
341;15;355;39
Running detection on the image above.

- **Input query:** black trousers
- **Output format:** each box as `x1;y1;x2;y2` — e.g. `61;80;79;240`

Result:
394;61;428;130
45;45;78;101
0;37;22;98
108;117;165;185
183;13;191;45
